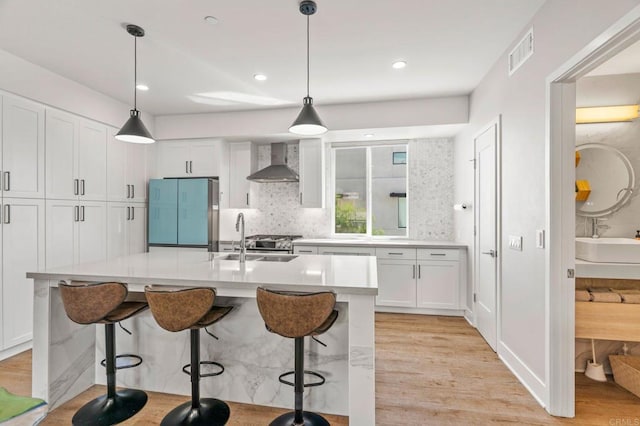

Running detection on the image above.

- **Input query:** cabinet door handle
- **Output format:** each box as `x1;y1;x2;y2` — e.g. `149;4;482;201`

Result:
3;204;9;224
246;193;249;206
81;179;85;195
131;185;135;199
413;264;416;279
418;264;421;279
127;184;131;199
74;205;79;222
185;161;189;174
299;250;314;253
131;206;135;221
81;206;85;222
74;179;79;195
3;172;9;192
126;206;130;221
389;252;403;256
482;250;497;258
430;253;446;256
189;161;193;174
300;192;303;204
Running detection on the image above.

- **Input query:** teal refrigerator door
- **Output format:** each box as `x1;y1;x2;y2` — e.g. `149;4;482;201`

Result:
148;179;178;244
178;179;209;245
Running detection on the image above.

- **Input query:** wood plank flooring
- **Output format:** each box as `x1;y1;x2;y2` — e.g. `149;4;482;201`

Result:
1;313;638;425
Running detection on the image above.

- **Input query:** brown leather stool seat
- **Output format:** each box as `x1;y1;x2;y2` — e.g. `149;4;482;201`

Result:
145;286;232;426
256;287;338;426
59;281;148;426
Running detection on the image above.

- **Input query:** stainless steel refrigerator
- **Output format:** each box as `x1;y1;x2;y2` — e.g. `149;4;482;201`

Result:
147;178;219;251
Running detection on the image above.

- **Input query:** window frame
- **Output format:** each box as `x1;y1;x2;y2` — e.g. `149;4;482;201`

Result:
330;141;409;238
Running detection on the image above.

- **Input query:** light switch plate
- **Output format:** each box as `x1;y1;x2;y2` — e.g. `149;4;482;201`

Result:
509;235;523;251
536;229;545;249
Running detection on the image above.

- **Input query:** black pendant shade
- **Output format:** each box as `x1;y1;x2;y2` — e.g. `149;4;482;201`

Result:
289;1;327;136
116;109;154;144
116;24;154;144
289;96;327;136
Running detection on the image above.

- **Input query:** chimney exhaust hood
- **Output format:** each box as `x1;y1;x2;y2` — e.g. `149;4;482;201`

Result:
247;142;299;183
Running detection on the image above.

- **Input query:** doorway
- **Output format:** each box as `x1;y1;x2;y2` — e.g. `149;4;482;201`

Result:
474;117;501;351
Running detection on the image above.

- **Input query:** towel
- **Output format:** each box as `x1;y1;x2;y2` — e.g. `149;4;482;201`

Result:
0;387;46;423
575;289;591;302
614;288;640;304
588;288;622;303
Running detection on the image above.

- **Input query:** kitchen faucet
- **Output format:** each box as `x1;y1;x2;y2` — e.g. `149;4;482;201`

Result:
591;217;609;239
236;213;246;263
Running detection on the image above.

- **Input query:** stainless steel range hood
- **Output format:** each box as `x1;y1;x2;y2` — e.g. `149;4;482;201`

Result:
247;142;299;183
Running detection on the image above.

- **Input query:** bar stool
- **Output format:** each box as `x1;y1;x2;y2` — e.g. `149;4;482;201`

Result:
58;281;148;426
256;287;338;426
145;286;232;426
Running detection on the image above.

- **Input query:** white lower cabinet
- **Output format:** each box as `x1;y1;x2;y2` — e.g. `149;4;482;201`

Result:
1;198;45;350
107;202;147;259
376;260;416;307
46;200;107;269
416;260;459;309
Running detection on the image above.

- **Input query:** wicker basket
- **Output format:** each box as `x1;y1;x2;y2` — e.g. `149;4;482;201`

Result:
609;355;640;399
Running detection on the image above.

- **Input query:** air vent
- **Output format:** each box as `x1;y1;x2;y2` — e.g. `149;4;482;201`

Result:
508;27;534;76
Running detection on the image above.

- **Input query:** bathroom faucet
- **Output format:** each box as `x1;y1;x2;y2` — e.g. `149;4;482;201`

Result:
591;218;609;239
235;213;246;263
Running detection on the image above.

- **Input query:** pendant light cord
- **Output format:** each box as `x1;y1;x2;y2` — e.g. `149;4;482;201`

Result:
133;35;137;110
306;14;310;98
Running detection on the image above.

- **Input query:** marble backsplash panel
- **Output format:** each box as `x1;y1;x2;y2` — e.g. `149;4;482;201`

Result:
220;139;454;241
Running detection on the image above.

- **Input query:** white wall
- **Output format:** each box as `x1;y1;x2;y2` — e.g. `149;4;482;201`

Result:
0;48;153;130
454;0;640;408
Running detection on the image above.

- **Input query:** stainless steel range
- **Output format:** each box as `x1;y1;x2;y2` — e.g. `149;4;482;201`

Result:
245;235;302;254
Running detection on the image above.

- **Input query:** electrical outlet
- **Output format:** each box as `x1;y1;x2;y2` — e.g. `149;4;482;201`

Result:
509;235;523;251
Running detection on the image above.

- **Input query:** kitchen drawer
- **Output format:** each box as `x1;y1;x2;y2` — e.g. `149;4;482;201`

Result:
417;248;460;261
375;247;416;260
218;242;237;252
318;246;376;256
294;246;318;254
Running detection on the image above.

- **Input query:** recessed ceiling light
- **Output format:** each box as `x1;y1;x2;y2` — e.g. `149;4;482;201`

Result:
364;133;374;138
204;16;218;25
254;74;267;81
136;84;149;91
392;60;407;69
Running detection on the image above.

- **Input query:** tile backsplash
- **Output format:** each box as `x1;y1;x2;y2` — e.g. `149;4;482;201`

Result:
220;139;454;241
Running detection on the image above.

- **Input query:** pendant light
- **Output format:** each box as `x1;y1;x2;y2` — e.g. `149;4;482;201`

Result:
289;0;327;136
116;24;154;144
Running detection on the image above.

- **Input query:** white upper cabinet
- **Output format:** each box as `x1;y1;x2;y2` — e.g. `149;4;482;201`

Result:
45;109;107;201
106;128;148;202
156;139;225;178
298;139;325;208
228;141;256;208
1;96;45;199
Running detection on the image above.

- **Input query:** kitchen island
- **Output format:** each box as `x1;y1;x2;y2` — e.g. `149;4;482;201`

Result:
27;250;377;425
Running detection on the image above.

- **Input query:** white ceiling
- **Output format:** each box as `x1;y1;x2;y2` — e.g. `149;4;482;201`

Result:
0;0;545;116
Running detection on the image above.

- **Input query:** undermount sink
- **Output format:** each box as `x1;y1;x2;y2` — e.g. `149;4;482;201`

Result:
219;254;264;261
575;237;640;263
257;255;298;262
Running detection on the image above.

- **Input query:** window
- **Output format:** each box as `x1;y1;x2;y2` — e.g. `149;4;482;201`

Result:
333;143;408;236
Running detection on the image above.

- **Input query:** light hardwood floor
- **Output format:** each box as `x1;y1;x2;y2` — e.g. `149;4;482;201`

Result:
1;313;639;425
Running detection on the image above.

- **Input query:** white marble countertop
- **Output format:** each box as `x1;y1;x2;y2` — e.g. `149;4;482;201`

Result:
27;251;378;296
293;238;467;249
576;259;640;279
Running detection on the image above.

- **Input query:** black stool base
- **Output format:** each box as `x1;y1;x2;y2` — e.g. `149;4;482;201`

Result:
160;398;230;426
270;411;330;426
72;389;147;426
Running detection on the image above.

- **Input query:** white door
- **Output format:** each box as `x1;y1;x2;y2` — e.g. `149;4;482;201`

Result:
45;109;77;200
77;120;107;201
2;199;45;348
77;202;107;264
2;96;45;199
474;120;499;351
106;128;128;202
376;260;416;307
45;200;77;269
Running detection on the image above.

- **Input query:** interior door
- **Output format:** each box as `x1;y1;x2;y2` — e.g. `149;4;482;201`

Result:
475;120;499;351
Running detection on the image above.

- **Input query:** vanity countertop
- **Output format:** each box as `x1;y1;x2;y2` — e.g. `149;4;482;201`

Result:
293;238;467;249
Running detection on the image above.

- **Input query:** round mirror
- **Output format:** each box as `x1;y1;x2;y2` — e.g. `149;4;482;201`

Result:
576;143;635;217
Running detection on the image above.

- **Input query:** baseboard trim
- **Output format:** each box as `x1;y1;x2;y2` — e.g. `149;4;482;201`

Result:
0;340;32;362
498;340;547;409
375;306;464;316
